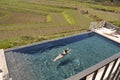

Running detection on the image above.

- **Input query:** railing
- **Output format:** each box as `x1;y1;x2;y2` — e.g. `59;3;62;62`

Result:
66;52;120;80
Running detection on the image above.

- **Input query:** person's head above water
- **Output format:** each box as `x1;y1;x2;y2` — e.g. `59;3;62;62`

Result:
64;48;70;53
64;49;68;53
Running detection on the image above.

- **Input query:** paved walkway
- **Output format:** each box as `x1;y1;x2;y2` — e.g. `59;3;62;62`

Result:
0;49;9;80
94;27;120;44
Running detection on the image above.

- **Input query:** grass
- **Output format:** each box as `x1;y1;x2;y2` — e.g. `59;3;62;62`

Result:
0;12;46;24
62;11;76;24
50;13;68;24
0;10;9;19
47;15;52;23
66;9;93;27
0;0;120;49
0;10;8;17
110;21;120;27
0;29;85;49
86;3;120;13
83;8;120;21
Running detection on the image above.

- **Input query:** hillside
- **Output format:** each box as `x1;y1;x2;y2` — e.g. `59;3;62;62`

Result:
0;0;120;48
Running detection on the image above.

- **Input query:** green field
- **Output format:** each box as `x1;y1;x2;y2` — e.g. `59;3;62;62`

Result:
0;0;120;48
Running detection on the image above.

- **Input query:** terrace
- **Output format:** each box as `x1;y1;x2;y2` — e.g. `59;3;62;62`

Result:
91;21;120;44
0;21;120;80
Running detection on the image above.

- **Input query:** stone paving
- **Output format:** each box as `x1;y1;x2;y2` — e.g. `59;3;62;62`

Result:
94;27;120;44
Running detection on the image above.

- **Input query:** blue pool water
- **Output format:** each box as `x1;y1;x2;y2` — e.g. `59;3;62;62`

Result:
5;32;120;80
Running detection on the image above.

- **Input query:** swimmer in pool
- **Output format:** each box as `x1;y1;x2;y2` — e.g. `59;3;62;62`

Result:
53;48;71;62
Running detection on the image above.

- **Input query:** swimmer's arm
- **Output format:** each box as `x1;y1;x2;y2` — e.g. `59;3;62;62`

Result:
68;49;71;53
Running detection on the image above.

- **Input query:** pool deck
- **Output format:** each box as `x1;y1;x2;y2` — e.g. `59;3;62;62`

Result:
0;49;9;80
93;27;120;44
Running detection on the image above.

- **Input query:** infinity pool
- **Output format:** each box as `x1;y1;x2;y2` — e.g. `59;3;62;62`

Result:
5;32;120;80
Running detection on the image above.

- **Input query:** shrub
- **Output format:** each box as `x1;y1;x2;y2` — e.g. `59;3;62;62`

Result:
36;36;48;41
21;36;34;40
89;14;102;21
80;10;89;14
